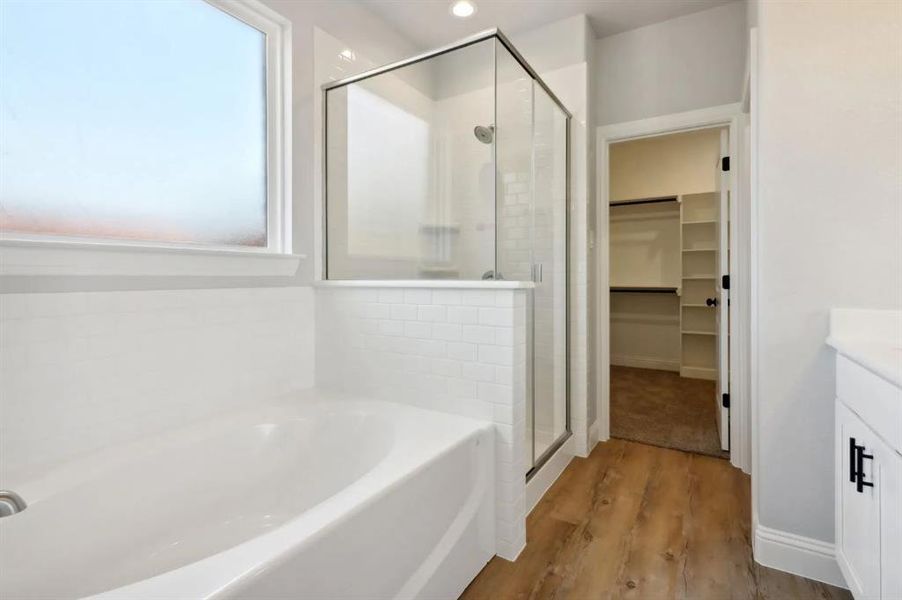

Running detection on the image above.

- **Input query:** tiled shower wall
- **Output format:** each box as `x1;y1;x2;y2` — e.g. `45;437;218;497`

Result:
0;287;314;484
315;285;529;560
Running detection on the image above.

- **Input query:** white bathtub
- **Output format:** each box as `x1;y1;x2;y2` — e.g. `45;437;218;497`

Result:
0;393;496;599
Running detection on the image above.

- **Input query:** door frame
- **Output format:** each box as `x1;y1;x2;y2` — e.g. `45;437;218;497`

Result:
594;102;751;474
716;128;730;451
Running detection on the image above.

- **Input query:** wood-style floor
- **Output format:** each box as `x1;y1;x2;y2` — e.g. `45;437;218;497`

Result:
461;439;850;600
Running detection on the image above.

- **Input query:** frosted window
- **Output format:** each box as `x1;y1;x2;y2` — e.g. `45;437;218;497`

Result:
0;0;268;247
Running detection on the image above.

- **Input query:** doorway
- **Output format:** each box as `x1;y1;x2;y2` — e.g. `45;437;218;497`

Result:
605;127;730;458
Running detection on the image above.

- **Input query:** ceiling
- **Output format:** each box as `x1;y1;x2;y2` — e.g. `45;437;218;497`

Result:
362;0;737;49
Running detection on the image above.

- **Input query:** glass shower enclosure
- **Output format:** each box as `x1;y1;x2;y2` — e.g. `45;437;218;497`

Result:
323;29;569;475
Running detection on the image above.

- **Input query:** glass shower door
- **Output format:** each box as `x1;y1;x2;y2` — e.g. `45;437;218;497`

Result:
530;84;568;466
494;42;536;468
496;41;569;473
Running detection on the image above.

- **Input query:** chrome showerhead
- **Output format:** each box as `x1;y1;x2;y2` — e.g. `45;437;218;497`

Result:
474;124;494;144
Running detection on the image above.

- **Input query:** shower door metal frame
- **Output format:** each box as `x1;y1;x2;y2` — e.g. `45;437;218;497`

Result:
321;28;572;481
321;28;572;118
526;115;571;482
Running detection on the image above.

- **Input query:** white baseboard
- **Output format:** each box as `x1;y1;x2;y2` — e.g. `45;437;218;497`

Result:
680;365;716;380
611;354;680;372
753;524;848;589
526;436;574;516
587;419;600;450
496;538;526;562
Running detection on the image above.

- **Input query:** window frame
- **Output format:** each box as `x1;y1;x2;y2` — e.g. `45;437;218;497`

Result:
0;0;296;276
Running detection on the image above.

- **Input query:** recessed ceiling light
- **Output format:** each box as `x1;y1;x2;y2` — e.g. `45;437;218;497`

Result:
450;0;476;18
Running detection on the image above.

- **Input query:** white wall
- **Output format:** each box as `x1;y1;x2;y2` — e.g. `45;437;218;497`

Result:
609;128;722;201
511;14;590;74
610;293;681;372
595;1;747;126
754;0;902;552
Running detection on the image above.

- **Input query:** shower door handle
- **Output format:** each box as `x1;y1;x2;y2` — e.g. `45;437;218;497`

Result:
532;263;543;283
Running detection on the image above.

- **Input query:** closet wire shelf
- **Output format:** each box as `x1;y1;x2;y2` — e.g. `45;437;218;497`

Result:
609;196;678;208
610;286;678;294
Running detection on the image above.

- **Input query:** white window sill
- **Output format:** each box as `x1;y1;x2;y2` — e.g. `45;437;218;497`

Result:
0;239;305;277
314;279;535;289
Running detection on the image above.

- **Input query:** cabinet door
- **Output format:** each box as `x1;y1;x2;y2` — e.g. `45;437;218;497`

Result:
836;402;882;598
880;445;901;600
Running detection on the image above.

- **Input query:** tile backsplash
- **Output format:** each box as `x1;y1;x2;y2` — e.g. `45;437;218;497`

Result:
0;287;314;483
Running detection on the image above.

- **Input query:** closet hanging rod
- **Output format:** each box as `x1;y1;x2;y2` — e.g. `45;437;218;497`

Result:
610;196;678;208
610;286;678;294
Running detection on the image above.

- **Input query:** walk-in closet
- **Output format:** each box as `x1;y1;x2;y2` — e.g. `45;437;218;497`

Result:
607;128;729;457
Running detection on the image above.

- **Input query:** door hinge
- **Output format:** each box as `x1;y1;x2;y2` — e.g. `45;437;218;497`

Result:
721;156;730;171
722;393;730;408
722;274;730;290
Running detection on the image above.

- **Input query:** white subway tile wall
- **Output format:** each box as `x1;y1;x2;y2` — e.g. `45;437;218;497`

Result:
498;171;533;281
316;286;529;559
0;287;314;484
0;282;573;563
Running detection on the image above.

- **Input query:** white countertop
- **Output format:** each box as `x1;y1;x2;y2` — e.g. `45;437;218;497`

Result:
827;308;902;389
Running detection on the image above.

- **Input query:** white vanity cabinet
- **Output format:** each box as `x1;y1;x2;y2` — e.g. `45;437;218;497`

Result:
829;307;902;600
835;400;902;599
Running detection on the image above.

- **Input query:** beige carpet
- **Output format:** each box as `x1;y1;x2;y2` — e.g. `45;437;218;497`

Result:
610;365;727;458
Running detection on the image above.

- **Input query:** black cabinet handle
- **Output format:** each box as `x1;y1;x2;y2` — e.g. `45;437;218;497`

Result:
706;297;718;307
857;447;875;493
849;437;858;483
850;437;875;493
